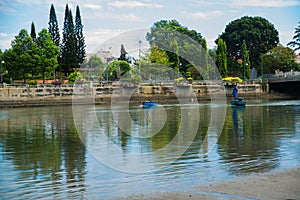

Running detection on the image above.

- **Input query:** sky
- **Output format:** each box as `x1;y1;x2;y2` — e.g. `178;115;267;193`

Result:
0;0;299;57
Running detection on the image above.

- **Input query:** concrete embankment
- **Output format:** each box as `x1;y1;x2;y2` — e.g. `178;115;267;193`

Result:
0;82;275;108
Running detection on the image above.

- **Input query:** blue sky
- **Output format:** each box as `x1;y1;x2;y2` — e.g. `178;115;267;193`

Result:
0;0;299;55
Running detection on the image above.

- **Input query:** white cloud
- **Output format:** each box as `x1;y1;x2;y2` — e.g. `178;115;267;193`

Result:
85;29;123;53
92;12;142;22
108;1;163;8
189;11;224;19
82;3;102;10
279;30;294;46
0;32;14;50
84;28;150;58
232;0;300;7
0;32;9;37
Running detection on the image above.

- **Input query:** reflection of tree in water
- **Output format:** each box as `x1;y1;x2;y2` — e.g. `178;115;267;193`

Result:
218;105;297;175
0;107;87;197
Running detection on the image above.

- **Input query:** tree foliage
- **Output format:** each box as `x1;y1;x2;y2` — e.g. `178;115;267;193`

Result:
36;29;59;83
108;60;131;79
261;45;299;74
3;29;37;80
146;19;205;74
147;45;171;65
288;21;300;52
68;70;82;83
241;41;251;79
30;22;36;41
2;29;59;82
75;5;86;65
216;38;228;78
81;54;105;80
60;4;77;75
48;4;60;47
218;16;279;68
138;45;175;80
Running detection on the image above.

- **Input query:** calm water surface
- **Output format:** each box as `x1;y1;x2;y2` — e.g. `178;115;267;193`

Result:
0;100;300;199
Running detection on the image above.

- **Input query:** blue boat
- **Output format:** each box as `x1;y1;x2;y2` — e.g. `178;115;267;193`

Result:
231;86;246;106
142;101;157;108
231;99;246;106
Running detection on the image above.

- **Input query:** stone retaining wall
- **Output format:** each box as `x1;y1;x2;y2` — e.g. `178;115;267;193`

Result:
0;83;265;99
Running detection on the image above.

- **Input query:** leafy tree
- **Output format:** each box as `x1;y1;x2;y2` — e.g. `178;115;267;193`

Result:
261;45;299;74
138;45;175;80
201;38;208;71
217;16;279;69
146;20;204;73
0;49;3;79
81;54;105;80
287;21;300;52
147;45;171;65
3;29;38;80
60;4;77;75
3;29;59;82
30;22;36;41
48;4;60;47
68;70;83;83
241;41;251;79
36;29;59;83
75;5;86;65
216;38;228;78
108;60;131;79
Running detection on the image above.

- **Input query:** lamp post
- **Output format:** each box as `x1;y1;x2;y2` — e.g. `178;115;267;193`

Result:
243;63;248;81
105;56;108;82
0;60;4;83
103;47;111;82
178;63;182;77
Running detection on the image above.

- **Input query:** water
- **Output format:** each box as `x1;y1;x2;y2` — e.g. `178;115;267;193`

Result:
0;100;300;199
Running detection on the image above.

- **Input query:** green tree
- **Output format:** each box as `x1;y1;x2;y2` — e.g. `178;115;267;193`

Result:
217;16;279;70
138;45;175;80
0;49;4;82
287;21;300;52
48;4;60;47
146;19;204;73
30;22;36;41
3;29;38;81
201;38;208;72
36;29;59;83
108;60;131;79
75;5;86;65
81;54;105;80
261;45;299;74
68;70;83;83
60;4;77;76
241;41;251;79
216;38;228;78
147;45;171;65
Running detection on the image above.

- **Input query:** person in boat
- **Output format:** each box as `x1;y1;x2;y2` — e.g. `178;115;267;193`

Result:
232;86;238;100
147;97;152;102
232;85;243;101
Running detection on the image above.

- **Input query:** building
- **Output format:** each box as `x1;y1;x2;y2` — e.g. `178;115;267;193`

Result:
85;49;115;64
295;53;300;64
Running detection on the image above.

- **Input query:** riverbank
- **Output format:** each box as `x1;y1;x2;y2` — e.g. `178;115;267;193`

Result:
0;82;295;108
119;167;300;200
0;91;296;108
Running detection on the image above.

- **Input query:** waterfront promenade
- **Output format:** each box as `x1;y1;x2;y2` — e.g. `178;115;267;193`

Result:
0;82;266;107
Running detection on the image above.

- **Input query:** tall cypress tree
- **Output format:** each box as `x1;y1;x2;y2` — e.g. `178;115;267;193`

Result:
242;41;251;79
60;4;77;75
30;22;36;40
48;4;60;47
75;5;86;65
216;38;228;78
288;21;300;52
